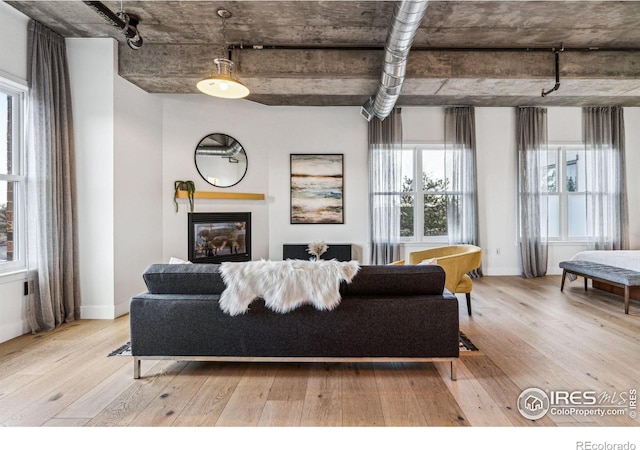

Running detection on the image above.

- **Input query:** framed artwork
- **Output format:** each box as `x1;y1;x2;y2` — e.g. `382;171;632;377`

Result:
290;154;344;224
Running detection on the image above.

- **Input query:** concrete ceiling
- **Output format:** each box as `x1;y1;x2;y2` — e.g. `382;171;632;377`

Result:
6;0;640;107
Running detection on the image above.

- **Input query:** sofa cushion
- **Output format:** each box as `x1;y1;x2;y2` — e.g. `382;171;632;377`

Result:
340;264;446;296
142;262;447;297
142;263;226;295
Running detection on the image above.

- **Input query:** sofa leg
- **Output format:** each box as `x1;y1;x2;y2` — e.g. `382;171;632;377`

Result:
134;357;141;379
465;293;472;316
450;360;457;381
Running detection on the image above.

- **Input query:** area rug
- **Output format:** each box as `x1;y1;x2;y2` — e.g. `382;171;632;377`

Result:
108;333;479;357
459;332;479;352
108;342;132;357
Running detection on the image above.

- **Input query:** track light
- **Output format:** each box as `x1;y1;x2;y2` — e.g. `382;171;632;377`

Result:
83;1;143;50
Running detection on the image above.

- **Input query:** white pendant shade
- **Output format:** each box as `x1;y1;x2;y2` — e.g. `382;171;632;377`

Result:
197;58;249;99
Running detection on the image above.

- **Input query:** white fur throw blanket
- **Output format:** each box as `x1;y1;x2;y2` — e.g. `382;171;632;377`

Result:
218;259;360;316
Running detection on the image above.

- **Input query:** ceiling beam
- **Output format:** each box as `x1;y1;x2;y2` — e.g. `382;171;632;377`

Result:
118;45;640;106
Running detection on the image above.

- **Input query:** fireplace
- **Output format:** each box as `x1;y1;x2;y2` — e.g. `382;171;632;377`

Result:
188;212;251;263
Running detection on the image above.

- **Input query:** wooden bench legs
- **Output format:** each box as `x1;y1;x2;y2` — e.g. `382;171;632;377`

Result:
560;269;631;314
624;285;630;315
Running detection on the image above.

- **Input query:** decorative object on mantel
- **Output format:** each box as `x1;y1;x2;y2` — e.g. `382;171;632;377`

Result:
174;180;196;212
306;240;328;261
290;154;344;224
196;9;249;99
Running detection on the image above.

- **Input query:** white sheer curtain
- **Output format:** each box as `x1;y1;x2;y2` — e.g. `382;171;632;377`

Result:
369;108;403;265
445;106;482;276
26;20;81;332
583;106;629;250
517;107;549;278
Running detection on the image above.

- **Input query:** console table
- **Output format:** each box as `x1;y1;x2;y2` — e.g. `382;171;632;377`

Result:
283;244;352;262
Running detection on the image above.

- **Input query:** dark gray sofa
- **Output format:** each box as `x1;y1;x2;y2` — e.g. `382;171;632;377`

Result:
129;263;460;380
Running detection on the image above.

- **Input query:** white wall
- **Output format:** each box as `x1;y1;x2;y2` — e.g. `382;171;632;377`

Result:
0;2;30;343
114;76;163;315
475;107;521;275
624;108;640;250
161;97;371;264
162;96;269;262
68;38;163;319
265;107;369;262
160;100;640;275
67;38;117;319
1;2;639;342
0;1;28;84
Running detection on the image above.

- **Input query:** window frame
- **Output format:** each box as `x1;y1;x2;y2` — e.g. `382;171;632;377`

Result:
400;142;451;244
0;78;27;274
546;143;590;243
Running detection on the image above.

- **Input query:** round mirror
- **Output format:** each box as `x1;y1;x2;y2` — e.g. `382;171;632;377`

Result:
194;133;248;188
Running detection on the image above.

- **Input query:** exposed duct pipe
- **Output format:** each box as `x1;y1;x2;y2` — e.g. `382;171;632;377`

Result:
195;142;243;157
83;1;143;49
363;0;429;121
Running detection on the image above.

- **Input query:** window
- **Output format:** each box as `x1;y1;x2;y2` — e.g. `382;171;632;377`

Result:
0;80;26;272
400;143;453;242
543;144;588;240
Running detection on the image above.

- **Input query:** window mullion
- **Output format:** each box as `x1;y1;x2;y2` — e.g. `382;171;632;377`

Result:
560;146;568;240
415;147;423;240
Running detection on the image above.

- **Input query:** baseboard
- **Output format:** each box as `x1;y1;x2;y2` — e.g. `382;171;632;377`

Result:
482;268;564;277
81;301;130;320
0;319;31;344
482;268;522;276
80;305;116;320
114;300;130;318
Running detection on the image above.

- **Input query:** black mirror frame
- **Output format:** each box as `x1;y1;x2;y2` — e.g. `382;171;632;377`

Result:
194;133;248;188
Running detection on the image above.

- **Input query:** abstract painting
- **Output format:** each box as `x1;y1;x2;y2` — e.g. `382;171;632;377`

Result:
290;154;344;224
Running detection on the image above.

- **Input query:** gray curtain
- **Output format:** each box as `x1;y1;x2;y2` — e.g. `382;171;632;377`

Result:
369;108;403;265
517;107;548;278
444;106;482;276
26;20;81;332
583;106;629;250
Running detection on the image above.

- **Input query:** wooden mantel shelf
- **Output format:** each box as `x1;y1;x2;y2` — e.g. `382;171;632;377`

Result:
177;190;265;201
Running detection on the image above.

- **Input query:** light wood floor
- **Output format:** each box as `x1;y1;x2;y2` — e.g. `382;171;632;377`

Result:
1;275;639;428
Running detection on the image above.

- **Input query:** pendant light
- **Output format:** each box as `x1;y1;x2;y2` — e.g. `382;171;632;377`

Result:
197;9;250;99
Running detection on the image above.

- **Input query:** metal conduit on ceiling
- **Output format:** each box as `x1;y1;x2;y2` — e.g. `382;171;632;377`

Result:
363;0;429;121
